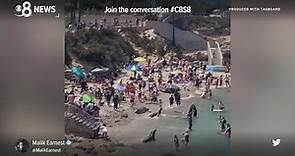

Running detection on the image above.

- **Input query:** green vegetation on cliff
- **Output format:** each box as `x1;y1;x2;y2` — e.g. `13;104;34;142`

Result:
65;29;135;69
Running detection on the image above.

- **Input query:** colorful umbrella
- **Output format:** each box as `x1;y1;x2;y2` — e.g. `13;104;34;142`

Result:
134;57;146;62
82;94;92;103
71;66;85;79
130;65;141;71
91;67;109;73
206;65;227;72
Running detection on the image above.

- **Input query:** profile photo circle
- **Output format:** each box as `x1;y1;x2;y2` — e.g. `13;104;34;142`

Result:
14;138;30;153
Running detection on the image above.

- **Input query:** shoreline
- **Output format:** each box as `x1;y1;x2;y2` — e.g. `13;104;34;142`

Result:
66;87;230;156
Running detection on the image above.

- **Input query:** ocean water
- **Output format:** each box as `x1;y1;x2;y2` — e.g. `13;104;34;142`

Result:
111;88;231;156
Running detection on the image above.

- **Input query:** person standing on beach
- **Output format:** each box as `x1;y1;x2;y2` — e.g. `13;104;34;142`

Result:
205;72;212;81
220;117;227;132
225;75;230;87
126;82;130;95
157;105;163;117
193;107;197;117
224;124;231;137
138;80;143;91
175;91;181;106
157;74;162;86
195;76;200;88
93;105;100;117
215;78;219;88
183;131;190;145
113;94;119;110
187;112;193;130
105;91;112;107
80;80;88;93
189;104;197;117
95;88;103;104
169;94;174;107
130;93;135;107
219;75;223;87
208;89;213;99
174;135;180;151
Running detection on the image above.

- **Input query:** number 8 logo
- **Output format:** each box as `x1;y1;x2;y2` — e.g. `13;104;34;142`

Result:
22;1;32;17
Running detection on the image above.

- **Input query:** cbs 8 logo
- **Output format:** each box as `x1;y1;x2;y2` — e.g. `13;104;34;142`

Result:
15;1;32;17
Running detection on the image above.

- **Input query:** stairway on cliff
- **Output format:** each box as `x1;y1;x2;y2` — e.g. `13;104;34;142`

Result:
65;104;103;138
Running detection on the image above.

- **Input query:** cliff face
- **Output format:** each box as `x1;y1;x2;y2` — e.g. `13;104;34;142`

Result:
65;29;135;70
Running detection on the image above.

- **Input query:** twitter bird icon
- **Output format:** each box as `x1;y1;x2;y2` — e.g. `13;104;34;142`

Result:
272;138;280;147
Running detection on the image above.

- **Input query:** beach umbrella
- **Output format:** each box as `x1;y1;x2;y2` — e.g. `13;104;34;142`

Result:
91;67;109;73
82;94;92;103
134;57;146;62
206;65;227;72
130;65;140;71
71;66;85;79
114;84;125;91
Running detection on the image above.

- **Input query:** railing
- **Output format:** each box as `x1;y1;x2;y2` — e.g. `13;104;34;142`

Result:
207;41;213;65
65;103;98;122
